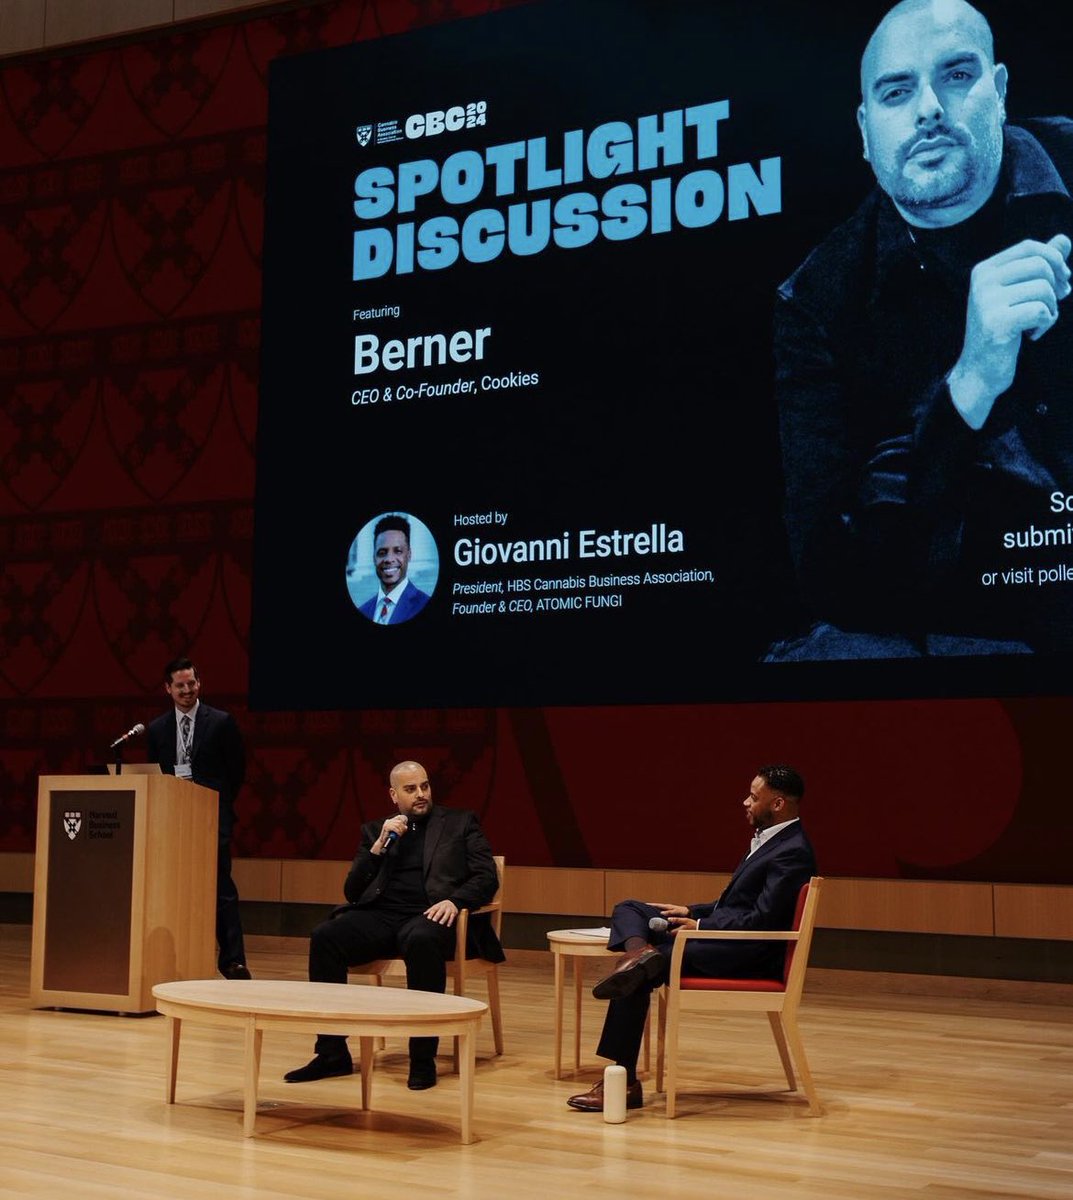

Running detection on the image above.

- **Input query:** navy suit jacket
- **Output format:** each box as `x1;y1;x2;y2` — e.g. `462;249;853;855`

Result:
358;579;430;624
686;821;817;979
146;702;246;839
335;805;505;964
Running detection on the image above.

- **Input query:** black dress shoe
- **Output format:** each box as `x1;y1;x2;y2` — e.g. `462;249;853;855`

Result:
221;962;252;980
407;1060;437;1090
592;947;665;1000
567;1079;644;1112
284;1052;354;1083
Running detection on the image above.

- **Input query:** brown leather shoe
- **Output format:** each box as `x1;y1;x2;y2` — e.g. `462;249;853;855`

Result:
592;946;665;1000
567;1078;643;1112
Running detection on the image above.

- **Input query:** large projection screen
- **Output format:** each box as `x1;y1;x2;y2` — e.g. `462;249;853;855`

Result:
251;0;1073;711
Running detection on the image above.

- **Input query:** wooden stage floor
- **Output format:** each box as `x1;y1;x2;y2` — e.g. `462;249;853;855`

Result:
2;925;1071;1199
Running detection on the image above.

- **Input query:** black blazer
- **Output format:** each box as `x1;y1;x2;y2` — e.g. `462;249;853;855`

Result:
146;702;246;838
337;805;505;964
687;821;817;979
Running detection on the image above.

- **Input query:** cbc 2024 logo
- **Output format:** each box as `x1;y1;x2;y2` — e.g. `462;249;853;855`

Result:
404;101;487;139
357;101;487;148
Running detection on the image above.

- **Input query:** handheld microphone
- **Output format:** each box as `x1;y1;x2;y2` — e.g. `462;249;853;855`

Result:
109;723;146;750
648;916;669;934
381;815;408;852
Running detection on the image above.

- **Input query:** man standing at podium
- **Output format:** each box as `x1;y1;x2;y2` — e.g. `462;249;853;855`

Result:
147;656;251;981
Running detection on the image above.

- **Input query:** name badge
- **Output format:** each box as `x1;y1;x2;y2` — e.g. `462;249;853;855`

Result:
175;763;193;779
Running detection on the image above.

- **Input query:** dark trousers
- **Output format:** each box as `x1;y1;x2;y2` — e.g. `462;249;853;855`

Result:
216;836;246;973
597;898;775;1081
599;900;674;1080
309;906;456;1062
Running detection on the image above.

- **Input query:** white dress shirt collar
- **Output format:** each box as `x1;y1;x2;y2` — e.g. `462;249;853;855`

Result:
749;816;799;856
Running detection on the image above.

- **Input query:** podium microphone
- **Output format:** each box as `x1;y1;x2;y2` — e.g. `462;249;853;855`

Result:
109;723;145;750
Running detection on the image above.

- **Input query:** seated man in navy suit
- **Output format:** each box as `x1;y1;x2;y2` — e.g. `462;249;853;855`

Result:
567;765;817;1112
357;514;431;625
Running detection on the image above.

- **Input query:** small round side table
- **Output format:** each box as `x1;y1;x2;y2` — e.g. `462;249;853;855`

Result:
547;929;650;1079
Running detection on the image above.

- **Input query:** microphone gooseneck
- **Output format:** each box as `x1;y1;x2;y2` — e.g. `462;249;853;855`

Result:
109;723;146;750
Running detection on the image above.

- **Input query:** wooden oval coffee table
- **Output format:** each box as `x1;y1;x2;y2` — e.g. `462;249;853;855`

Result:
153;979;487;1142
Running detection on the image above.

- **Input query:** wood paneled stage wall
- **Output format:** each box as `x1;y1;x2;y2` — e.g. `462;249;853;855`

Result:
1;0;1072;953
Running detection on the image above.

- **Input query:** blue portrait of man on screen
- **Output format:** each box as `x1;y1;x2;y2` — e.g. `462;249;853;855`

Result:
351;514;433;626
769;0;1073;662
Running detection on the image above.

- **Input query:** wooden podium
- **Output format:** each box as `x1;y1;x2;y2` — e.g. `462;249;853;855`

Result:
31;773;218;1014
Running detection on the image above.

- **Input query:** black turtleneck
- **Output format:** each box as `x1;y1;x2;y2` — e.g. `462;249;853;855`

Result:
378;812;430;914
908;175;1008;295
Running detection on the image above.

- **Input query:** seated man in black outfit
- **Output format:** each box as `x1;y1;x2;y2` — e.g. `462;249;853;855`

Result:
284;760;503;1091
568;765;817;1112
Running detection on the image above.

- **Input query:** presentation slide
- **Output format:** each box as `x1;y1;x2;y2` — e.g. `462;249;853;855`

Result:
251;0;1073;710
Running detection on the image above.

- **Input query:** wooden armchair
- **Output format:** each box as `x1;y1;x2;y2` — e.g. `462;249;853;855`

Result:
349;855;505;1070
656;876;824;1116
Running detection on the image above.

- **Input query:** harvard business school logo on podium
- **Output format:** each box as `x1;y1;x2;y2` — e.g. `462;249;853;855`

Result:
63;811;81;841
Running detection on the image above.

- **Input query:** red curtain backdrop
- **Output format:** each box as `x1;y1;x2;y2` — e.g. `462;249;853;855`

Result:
2;0;1071;883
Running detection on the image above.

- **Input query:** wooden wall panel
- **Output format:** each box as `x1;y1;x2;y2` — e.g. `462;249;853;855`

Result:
0;0;44;54
0;0;292;58
280;859;349;905
0;852;34;892
506;867;604;915
231;857;282;903
821;877;994;936
175;0;270;18
11;856;1073;943
43;0;172;47
994;885;1073;941
605;871;733;914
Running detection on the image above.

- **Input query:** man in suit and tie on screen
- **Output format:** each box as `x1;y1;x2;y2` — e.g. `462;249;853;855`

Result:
567;764;817;1112
146;655;251;981
357;515;431;625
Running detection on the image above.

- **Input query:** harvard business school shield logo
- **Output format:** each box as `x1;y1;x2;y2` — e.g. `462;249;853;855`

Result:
356;124;372;147
63;811;81;840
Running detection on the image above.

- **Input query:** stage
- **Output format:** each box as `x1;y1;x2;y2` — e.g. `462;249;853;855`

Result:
1;925;1070;1198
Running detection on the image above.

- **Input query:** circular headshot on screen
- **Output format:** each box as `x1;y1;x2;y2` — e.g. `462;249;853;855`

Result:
346;512;438;626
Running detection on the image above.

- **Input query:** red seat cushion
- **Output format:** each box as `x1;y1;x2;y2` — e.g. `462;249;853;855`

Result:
678;881;812;993
680;977;786;992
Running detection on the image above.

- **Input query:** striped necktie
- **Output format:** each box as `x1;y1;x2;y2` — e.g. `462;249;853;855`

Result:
179;714;192;764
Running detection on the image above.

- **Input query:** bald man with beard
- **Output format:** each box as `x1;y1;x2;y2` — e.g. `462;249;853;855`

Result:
771;0;1073;661
284;761;502;1091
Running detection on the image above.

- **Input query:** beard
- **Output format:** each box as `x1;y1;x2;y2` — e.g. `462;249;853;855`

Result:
884;119;1004;216
894;154;976;212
